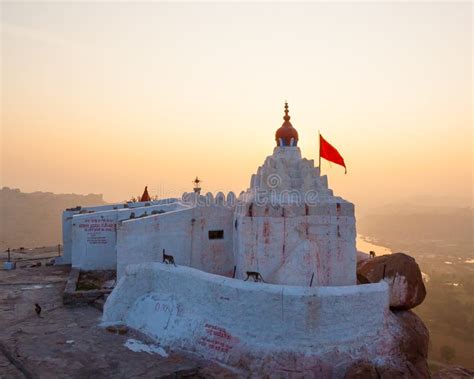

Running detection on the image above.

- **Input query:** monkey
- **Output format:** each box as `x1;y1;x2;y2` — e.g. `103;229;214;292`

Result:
35;303;42;317
162;249;176;267
369;251;376;259
244;271;265;283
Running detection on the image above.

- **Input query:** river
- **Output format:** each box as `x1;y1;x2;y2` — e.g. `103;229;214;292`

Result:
356;235;392;255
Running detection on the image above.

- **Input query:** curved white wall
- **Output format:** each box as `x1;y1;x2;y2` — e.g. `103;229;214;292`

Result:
104;263;390;373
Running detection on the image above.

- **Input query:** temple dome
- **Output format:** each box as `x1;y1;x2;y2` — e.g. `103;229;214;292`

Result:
275;102;298;147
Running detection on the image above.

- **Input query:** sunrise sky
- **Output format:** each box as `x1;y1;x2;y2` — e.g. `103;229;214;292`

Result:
1;2;472;212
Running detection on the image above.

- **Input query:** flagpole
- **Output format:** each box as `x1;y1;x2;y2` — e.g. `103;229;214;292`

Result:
318;130;321;175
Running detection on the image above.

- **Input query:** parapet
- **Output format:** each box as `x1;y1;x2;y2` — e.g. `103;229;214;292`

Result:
181;191;237;209
235;198;354;218
103;263;390;372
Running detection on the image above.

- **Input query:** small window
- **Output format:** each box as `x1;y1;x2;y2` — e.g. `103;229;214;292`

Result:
208;230;224;240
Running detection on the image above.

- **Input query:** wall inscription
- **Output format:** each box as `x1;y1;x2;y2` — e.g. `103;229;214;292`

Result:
77;217;115;245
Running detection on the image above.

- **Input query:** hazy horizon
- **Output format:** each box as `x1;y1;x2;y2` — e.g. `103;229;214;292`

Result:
2;2;472;211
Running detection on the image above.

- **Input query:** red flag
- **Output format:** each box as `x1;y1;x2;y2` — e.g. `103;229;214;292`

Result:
319;134;347;174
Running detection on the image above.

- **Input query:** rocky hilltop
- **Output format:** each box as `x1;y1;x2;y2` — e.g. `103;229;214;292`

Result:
0;187;106;250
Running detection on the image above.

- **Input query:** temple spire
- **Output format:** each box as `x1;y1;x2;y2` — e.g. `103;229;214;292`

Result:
283;101;290;122
275;101;298;147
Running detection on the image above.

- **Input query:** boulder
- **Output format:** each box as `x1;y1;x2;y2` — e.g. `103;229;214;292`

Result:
344;360;379;379
369;310;430;378
391;310;430;378
356;250;370;263
357;253;426;309
432;366;474;379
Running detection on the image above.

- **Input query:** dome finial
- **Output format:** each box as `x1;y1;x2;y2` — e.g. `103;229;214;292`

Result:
275;101;298;147
284;101;290;122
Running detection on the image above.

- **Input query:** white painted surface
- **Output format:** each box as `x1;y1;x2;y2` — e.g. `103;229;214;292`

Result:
104;263;390;374
70;201;184;270
67;146;357;288
234;146;356;286
60;204;127;265
61;200;177;265
124;338;168;357
117;202;235;279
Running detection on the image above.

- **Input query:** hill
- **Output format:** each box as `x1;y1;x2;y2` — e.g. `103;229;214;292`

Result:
0;187;107;250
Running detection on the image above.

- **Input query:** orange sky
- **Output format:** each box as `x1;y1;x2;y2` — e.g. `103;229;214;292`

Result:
1;2;472;212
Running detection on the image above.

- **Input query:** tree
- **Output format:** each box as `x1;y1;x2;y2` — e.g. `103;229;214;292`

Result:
440;345;455;364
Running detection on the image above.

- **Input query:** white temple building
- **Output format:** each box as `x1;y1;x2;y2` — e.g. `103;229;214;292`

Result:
63;102;356;287
64;104;391;375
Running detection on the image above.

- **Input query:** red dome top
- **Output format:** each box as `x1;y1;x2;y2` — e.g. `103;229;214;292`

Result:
275;102;298;146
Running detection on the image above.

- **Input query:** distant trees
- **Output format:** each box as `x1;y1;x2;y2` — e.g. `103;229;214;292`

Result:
440;345;455;364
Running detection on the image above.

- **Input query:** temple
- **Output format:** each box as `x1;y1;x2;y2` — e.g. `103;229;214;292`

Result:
62;103;356;285
62;103;390;375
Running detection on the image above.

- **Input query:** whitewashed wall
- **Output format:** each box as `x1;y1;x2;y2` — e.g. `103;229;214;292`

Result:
234;200;356;286
70;201;183;270
116;205;235;279
60;204;121;265
61;199;177;265
71;209;118;270
104;263;390;374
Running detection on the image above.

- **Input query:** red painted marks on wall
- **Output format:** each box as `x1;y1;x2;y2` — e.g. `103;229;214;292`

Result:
78;218;115;233
303;252;312;266
198;323;238;354
263;221;270;244
315;251;322;285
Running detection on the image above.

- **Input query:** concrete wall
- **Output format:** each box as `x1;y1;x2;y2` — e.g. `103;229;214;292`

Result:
234;200;356;286
60;199;177;265
104;263;390;373
70;201;182;270
117;205;235;279
61;204;122;265
71;210;119;270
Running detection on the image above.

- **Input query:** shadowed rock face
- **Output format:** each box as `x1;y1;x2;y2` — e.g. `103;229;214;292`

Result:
357;253;426;310
392;310;430;378
344;360;379;379
344;310;430;379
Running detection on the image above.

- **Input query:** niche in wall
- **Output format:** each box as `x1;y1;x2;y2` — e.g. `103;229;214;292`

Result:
208;230;224;240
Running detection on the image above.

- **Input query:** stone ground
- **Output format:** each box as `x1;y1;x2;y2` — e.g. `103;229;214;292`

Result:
0;246;60;267
0;265;236;378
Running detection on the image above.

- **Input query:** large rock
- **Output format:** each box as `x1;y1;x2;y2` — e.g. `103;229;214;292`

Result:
344;360;379;379
357;253;426;309
391;310;430;378
343;309;431;379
